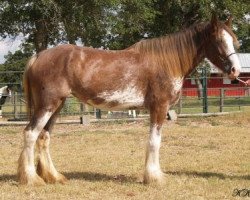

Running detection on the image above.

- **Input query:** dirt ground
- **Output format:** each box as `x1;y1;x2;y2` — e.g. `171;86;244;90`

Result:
0;112;249;199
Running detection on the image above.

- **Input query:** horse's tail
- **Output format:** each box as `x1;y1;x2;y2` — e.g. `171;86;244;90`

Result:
23;55;37;118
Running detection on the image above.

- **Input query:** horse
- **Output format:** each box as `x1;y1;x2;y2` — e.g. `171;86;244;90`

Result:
17;14;241;185
0;86;11;118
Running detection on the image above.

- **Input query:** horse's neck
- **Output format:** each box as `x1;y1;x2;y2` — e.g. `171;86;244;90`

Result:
180;25;210;77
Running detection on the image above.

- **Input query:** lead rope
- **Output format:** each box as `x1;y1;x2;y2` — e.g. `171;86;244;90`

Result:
236;77;248;85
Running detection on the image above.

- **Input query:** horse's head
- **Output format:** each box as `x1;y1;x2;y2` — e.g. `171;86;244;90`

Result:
205;14;241;80
1;86;12;97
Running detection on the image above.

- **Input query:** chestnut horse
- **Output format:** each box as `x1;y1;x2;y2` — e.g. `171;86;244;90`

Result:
18;15;241;185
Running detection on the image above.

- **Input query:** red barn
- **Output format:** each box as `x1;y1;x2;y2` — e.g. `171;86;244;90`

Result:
183;53;250;97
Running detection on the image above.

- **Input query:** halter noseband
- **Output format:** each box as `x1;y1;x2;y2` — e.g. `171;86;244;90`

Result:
218;52;237;72
219;52;236;63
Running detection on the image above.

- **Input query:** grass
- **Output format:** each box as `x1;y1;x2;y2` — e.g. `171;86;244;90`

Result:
0;113;250;199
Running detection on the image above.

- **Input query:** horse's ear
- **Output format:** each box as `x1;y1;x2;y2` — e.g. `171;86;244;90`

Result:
211;13;219;33
225;16;233;28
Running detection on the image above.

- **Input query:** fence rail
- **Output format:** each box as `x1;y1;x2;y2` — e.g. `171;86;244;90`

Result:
1;71;250;120
1;87;250;120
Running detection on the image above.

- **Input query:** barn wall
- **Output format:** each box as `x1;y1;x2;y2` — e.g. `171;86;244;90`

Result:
183;74;250;96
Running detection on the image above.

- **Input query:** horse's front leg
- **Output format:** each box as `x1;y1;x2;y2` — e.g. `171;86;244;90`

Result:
144;103;168;184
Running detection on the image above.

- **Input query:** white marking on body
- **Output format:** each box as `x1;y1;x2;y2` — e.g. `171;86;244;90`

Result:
24;111;52;148
36;112;53;132
222;30;241;72
95;82;144;110
171;77;183;95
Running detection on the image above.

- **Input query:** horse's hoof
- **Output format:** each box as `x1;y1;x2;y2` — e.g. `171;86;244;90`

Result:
18;173;46;186
38;171;68;185
143;170;166;185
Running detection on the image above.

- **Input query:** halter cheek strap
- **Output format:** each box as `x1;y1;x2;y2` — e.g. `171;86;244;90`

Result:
226;52;237;59
219;52;236;62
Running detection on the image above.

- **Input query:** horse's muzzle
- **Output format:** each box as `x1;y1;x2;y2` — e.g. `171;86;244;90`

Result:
228;66;240;80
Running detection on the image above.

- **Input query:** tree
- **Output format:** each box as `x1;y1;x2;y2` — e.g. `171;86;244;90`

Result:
0;0;157;50
47;0;156;49
0;0;63;53
0;43;33;89
147;0;249;52
0;0;249;53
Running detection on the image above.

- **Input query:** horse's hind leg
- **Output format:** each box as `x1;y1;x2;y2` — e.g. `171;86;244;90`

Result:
18;109;53;185
36;100;67;184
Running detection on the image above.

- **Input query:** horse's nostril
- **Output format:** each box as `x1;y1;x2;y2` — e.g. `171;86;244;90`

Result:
231;67;236;73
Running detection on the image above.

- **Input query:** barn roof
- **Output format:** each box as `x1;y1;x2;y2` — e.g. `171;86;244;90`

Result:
210;53;250;73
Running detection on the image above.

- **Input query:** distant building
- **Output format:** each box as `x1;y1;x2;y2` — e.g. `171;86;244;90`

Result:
183;53;250;96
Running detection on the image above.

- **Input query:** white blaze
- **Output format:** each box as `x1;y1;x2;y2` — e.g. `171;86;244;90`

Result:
222;30;241;72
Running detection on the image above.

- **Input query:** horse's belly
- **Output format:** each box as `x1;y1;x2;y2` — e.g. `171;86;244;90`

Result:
87;100;144;110
87;85;145;110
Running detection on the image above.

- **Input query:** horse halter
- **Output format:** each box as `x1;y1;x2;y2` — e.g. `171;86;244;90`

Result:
218;52;237;72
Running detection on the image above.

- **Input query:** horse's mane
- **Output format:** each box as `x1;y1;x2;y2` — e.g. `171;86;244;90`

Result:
130;21;239;78
130;22;210;77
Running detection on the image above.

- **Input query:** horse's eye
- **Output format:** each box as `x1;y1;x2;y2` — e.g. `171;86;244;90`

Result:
217;39;223;44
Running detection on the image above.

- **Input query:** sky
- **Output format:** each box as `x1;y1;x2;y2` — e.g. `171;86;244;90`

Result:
0;36;23;64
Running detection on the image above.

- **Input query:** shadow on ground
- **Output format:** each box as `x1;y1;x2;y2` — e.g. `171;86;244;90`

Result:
165;170;250;180
0;172;139;184
64;171;139;183
0;174;18;185
1;170;249;185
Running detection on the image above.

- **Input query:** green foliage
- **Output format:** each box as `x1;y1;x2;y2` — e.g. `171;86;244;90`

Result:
0;0;62;52
0;0;249;51
0;43;33;89
0;0;249;86
104;0;157;49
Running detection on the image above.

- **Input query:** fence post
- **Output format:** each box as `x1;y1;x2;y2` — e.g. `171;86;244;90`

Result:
14;91;18;119
202;67;208;113
0;106;2;118
220;88;224;112
80;103;85;114
95;109;101;119
178;91;182;114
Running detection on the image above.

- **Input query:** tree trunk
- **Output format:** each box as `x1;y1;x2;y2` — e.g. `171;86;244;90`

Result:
34;19;49;53
63;19;76;45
